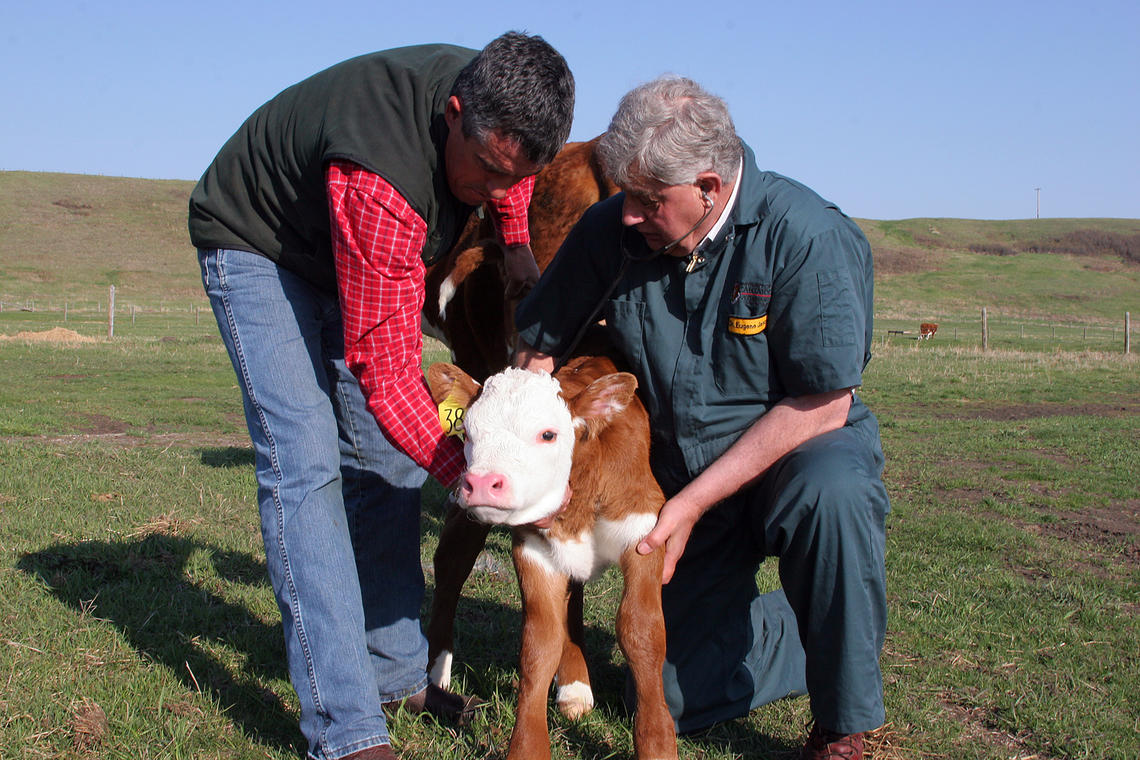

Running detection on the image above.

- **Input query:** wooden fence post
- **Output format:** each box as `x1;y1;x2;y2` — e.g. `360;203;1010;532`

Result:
1127;312;1132;355
108;285;115;339
982;307;989;351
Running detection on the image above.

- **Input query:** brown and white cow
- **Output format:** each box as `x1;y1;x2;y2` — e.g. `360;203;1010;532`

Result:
422;136;617;381
420;136;619;701
426;357;677;760
919;322;938;340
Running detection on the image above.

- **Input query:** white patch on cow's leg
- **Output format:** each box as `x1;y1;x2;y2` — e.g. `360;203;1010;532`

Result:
595;513;660;566
520;530;597;582
429;650;453;690
555;679;595;720
437;275;458;321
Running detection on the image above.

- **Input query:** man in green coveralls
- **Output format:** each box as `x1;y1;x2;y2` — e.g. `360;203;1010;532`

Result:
515;76;888;760
189;33;573;760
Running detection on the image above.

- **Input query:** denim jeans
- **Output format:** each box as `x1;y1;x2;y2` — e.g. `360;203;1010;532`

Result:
199;248;429;759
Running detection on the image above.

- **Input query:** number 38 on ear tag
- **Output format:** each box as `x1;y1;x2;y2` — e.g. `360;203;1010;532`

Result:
438;394;466;440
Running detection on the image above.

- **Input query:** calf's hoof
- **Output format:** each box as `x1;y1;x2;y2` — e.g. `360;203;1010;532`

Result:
555;680;595;720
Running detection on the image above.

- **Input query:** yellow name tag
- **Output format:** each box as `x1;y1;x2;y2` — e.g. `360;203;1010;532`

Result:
728;315;767;335
438;394;466;439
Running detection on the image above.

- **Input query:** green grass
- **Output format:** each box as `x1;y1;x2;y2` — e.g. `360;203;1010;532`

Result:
2;330;1137;760
1;172;1138;758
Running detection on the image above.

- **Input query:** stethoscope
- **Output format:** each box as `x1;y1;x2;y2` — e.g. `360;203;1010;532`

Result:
553;190;715;370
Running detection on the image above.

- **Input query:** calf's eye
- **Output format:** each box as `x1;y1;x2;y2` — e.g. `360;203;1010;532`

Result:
540;430;557;442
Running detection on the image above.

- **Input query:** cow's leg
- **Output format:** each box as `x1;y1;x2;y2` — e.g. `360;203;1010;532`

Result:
618;544;678;760
508;537;569;760
555;580;594;719
426;501;492;689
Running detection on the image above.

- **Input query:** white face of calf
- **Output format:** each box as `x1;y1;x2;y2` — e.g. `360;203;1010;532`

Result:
457;368;576;526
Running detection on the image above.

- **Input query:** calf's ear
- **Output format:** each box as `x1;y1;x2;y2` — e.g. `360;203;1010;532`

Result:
569;372;638;437
426;363;480;407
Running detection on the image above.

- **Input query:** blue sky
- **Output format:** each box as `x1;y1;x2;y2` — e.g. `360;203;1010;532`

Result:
2;0;1137;220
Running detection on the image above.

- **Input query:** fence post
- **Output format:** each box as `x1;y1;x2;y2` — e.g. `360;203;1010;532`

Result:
1127;312;1132;355
982;307;989;351
108;285;115;339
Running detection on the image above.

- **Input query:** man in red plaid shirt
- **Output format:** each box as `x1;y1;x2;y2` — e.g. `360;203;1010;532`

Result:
189;32;573;760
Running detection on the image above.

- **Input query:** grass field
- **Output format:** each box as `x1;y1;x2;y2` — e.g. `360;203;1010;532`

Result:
1;172;1138;759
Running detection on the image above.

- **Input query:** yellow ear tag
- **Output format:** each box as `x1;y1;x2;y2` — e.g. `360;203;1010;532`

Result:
438;394;466;440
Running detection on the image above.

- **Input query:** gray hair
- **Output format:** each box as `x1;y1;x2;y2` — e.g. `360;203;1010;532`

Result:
597;76;742;188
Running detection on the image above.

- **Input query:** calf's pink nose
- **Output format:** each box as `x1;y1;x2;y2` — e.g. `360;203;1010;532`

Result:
460;471;512;506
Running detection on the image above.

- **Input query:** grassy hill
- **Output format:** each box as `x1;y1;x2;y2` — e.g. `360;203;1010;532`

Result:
2;170;1138;325
0;171;199;306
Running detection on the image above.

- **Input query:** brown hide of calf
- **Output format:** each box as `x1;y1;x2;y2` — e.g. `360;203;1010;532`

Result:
423;136;620;702
427;357;677;760
422;136;618;382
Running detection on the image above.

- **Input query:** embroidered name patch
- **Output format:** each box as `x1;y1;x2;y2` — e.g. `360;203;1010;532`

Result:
728;315;767;335
438;394;466;439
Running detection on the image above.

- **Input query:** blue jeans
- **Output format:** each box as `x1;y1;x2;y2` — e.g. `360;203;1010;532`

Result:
199;249;429;759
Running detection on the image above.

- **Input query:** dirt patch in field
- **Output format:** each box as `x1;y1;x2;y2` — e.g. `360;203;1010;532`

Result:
74;413;131;435
6;429;252;451
1020;502;1140;567
870;243;944;275
920;399;1140;421
0;327;97;343
940;697;1057;760
917;398;1140;573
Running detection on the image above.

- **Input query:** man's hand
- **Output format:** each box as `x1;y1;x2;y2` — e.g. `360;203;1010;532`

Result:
502;243;540;299
636;496;702;584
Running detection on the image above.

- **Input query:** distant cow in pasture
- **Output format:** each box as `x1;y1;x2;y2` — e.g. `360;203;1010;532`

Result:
920;322;938;340
427;357;677;760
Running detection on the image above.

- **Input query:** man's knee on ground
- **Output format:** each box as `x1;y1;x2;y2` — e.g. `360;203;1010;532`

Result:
756;430;883;552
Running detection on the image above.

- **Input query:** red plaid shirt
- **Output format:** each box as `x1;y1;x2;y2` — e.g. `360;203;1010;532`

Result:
326;160;533;486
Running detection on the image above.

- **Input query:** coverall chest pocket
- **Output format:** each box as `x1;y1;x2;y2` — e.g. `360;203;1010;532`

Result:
604;299;646;372
713;281;773;398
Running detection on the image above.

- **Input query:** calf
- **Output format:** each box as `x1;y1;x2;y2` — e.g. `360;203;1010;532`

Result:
427;357;677;760
920;322;939;340
422;136;619;700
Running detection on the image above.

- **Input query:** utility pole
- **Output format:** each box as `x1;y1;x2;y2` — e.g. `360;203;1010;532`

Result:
1035;187;1041;219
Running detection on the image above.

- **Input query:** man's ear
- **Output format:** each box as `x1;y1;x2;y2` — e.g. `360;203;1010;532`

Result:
695;171;725;207
444;95;463;131
427;363;480;407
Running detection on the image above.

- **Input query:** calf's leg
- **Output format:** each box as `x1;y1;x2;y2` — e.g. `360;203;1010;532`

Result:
555;581;594;719
508;539;570;760
618;545;678;760
426;502;491;689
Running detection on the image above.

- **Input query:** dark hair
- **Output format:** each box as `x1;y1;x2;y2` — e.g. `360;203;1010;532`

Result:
451;31;575;165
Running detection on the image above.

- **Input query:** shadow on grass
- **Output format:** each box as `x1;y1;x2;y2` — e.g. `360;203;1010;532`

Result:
200;445;255;468
18;535;305;754
19;488;795;759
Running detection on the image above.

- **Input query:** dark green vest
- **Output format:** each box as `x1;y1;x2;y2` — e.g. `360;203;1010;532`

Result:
188;44;478;293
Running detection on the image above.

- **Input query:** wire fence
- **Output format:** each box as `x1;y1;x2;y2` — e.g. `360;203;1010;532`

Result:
1;294;1134;355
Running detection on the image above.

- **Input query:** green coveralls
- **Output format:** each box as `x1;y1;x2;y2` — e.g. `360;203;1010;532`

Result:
516;144;889;735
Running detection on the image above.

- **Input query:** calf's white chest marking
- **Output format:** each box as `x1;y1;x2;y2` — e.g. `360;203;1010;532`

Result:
520;512;658;582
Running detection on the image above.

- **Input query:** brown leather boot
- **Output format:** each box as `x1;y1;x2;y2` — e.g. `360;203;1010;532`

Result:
340;745;397;760
799;723;865;760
